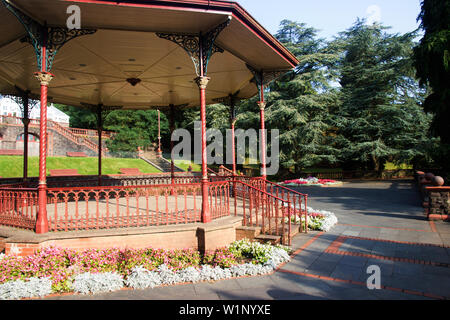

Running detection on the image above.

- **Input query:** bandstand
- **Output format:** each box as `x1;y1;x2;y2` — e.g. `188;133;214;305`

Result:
0;0;307;255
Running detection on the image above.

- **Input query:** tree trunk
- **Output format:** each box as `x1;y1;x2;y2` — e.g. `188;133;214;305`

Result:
372;155;382;178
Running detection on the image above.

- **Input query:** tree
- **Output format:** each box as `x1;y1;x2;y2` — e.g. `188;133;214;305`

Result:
238;20;341;175
54;104;97;129
103;110;167;154
413;0;450;175
414;0;450;143
335;19;432;172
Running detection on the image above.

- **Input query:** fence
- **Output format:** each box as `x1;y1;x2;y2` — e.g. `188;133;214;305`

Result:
0;174;306;244
234;180;294;244
0;187;38;230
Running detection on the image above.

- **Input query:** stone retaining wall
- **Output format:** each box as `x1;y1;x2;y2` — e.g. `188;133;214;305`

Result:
426;187;450;217
1;217;243;256
416;171;449;221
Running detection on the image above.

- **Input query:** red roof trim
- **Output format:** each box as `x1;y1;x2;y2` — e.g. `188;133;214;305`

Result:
61;0;299;68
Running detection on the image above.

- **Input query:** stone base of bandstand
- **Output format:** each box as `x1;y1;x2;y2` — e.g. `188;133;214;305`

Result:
0;216;243;256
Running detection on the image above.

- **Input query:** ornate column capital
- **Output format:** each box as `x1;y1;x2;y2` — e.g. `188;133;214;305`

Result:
34;72;54;86
195;76;211;89
257;101;266;110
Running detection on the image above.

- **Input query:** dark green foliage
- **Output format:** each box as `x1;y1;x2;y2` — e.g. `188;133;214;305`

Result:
237;20;342;174
413;0;450;177
54;104;97;129
103;110;168;153
52;17;438;177
335;20;432;172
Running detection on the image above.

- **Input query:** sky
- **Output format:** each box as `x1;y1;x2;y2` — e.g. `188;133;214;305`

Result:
236;0;423;39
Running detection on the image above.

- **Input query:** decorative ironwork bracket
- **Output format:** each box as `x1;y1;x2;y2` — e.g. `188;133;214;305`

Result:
246;64;289;97
156;17;231;76
5;87;39;119
2;0;96;71
212;91;241;106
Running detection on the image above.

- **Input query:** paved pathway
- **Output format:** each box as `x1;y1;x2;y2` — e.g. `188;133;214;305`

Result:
46;180;450;300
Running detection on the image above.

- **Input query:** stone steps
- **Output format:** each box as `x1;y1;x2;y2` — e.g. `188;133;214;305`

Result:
141;151;184;173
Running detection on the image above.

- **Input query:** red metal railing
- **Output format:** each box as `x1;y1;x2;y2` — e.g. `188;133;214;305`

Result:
0;174;307;244
69;128;113;139
248;177;308;233
234;180;293;244
0;187;38;230
209;180;230;220
45;180;231;232
0;115;107;156
49;121;107;156
207;167;220;176
46;183;201;231
218;165;234;176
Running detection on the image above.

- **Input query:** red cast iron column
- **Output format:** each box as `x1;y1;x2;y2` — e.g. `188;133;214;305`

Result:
34;71;53;234
196;76;211;223
97;104;102;186
169;104;175;187
22;94;30;183
230;103;237;200
230;103;237;176
157;109;162;157
258;99;267;180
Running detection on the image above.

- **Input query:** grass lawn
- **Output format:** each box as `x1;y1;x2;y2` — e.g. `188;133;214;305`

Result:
384;162;413;170
173;160;202;172
161;153;202;172
0;156;161;178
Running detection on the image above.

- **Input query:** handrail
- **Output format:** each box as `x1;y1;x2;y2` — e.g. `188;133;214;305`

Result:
207;167;220;175
244;176;308;234
0;187;38;191
47;180;230;192
234;179;293;245
0;115;107;156
251;177;308;197
235;180;289;203
219;165;234;175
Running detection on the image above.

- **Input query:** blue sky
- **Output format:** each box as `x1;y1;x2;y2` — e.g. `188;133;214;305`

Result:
237;0;423;39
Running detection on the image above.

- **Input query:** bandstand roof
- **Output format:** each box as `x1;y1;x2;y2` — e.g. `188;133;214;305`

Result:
0;0;298;109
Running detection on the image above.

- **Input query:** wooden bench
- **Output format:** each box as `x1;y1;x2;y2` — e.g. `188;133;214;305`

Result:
0;149;24;156
120;168;142;175
67;152;87;157
49;169;81;176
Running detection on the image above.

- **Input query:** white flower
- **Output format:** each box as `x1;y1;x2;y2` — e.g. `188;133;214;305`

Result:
72;272;124;295
125;266;161;289
0;277;52;300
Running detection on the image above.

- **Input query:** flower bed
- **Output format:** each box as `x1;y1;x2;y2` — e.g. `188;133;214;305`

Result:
0;240;291;300
285;206;338;232
281;177;342;186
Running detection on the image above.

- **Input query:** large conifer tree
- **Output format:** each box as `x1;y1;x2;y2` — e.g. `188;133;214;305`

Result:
335;20;432;172
236;20;341;175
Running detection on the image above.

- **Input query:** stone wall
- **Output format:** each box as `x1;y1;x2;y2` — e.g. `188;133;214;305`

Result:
1;217;243;257
426;187;450;216
0;123;105;157
416;171;449;221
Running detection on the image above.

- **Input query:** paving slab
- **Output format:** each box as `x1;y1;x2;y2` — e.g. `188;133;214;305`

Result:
41;180;450;301
330;264;365;281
